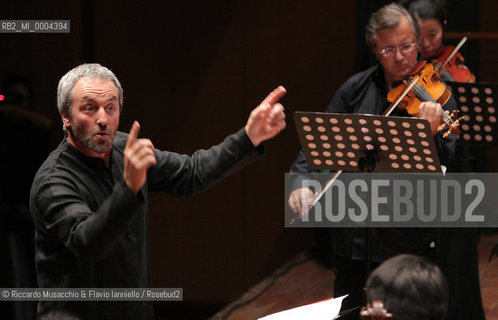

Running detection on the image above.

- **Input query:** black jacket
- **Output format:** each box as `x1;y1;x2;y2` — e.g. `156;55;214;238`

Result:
30;128;263;319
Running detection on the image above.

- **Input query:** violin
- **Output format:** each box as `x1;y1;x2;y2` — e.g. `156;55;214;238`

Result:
384;60;462;138
360;300;393;319
431;35;475;83
433;45;475;82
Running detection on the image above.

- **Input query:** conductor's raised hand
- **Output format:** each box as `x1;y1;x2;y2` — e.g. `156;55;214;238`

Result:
124;121;157;195
245;86;287;147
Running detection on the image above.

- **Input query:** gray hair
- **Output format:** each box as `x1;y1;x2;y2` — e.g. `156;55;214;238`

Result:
57;63;124;117
365;3;420;52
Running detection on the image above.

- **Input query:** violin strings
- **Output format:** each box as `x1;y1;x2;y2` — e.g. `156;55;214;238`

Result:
412;83;436;103
412;83;453;124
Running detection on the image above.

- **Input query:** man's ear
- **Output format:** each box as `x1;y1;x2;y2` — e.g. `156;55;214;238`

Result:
61;112;71;129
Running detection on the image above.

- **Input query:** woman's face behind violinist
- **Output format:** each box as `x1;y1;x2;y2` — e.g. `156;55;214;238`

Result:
417;18;444;59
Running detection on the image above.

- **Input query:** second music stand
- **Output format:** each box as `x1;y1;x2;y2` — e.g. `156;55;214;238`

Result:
447;81;498;147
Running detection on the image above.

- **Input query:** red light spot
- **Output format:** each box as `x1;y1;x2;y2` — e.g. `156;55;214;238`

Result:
0;94;4;101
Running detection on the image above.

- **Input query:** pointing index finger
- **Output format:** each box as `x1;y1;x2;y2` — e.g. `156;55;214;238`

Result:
126;121;140;148
261;86;287;106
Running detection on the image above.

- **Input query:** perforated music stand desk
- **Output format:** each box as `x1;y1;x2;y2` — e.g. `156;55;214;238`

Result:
294;111;442;173
447;81;498;147
293;111;444;279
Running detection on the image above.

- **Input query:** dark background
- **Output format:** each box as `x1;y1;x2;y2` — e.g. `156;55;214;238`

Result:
0;1;496;319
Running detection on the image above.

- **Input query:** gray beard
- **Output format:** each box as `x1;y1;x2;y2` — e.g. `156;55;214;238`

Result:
70;125;113;154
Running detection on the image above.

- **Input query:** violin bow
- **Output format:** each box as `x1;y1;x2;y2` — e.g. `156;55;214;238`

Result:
439;33;469;72
383;75;420;117
312;169;343;206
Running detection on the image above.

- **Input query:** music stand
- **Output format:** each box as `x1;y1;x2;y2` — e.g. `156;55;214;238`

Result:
446;82;498;274
294;111;442;173
293;111;444;281
446;81;498;146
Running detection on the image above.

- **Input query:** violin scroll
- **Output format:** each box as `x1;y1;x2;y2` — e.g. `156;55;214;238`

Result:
360;300;393;320
437;110;463;138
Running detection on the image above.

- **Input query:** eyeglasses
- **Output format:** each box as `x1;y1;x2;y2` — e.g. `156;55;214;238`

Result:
378;42;416;57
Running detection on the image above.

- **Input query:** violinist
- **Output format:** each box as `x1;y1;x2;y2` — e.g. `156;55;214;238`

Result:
400;0;476;82
288;3;466;320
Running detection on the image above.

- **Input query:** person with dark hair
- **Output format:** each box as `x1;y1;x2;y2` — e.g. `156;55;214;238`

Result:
30;63;286;319
399;0;475;82
363;254;448;320
288;3;457;320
